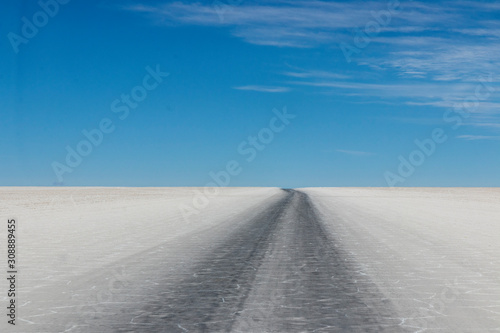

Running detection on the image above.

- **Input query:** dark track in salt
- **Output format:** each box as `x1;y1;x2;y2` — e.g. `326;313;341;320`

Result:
129;189;402;332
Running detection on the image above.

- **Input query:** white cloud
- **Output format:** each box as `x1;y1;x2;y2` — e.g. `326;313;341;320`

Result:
283;69;349;79
288;80;478;100
456;135;500;141
288;78;500;128
123;1;500;81
123;1;500;128
124;1;376;47
123;1;460;48
377;43;500;81
233;85;290;93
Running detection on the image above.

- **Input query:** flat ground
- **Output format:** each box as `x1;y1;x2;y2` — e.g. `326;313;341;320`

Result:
0;187;498;332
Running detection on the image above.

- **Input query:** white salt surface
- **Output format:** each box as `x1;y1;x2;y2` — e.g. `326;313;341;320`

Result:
0;187;283;332
1;187;499;332
302;187;500;332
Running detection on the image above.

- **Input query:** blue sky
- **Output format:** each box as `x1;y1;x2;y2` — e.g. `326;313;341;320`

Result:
1;0;499;187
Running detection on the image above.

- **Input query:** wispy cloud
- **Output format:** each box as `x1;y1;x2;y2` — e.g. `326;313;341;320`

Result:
376;43;500;81
123;1;500;128
473;123;500;129
123;1;379;47
122;1;463;48
283;69;349;80
336;149;375;156
288;79;489;101
456;135;500;141
233;85;290;93
387;116;445;126
124;1;500;81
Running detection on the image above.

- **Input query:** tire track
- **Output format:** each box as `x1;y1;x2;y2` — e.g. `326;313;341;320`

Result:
232;190;401;332
129;189;295;332
119;189;402;332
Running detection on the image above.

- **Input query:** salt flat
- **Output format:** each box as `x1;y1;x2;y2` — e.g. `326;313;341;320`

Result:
0;187;498;332
0;187;283;332
302;187;500;332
